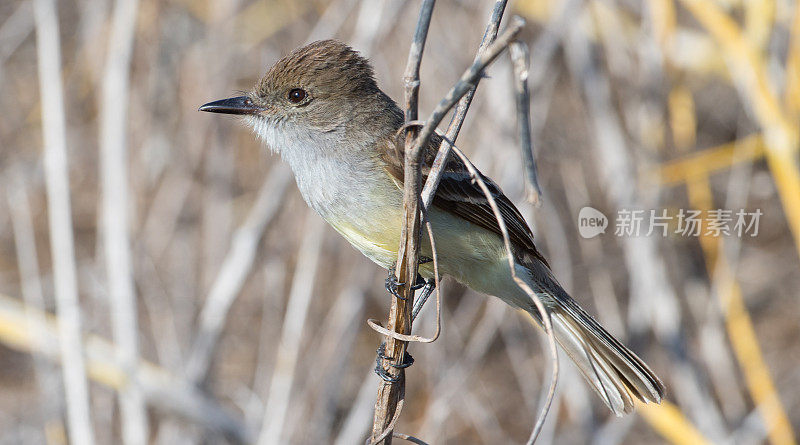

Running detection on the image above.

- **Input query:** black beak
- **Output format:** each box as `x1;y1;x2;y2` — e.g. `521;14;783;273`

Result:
198;96;261;115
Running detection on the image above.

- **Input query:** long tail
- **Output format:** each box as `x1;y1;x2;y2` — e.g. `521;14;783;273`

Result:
523;259;665;416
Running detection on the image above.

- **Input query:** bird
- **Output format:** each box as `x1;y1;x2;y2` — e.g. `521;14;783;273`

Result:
199;39;664;416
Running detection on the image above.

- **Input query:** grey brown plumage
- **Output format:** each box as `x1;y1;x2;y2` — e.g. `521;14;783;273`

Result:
202;39;665;416
382;131;664;415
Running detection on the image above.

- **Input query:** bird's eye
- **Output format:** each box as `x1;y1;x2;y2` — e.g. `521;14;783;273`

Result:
288;88;307;104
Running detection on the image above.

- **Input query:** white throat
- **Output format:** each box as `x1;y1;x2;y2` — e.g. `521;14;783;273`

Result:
245;115;397;221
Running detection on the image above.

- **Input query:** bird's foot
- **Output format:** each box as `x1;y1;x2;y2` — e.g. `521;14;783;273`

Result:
374;342;414;382
385;257;432;301
385;267;406;300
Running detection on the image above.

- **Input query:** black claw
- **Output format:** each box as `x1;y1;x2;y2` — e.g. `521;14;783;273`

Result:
374;342;414;382
385;268;407;301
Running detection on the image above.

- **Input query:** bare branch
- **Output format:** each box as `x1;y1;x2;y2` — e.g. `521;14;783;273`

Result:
447;144;558;445
411;16;525;163
510;41;543;206
98;0;147;441
186;165;292;385
32;0;95;443
421;0;509;208
371;1;436;443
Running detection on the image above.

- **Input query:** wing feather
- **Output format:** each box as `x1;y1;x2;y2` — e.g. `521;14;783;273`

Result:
380;133;549;267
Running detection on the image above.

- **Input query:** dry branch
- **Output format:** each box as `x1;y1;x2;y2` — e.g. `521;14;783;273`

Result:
370;2;436;442
421;0;508;209
371;5;530;443
186;165;292;385
98;0;147;441
0;292;252;443
410;17;525;163
32;0;95;443
509;41;542;206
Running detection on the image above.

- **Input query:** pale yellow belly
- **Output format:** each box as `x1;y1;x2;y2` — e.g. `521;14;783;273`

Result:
327;204;533;309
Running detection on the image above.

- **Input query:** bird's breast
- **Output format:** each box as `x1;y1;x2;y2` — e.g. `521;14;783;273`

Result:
289;151;404;267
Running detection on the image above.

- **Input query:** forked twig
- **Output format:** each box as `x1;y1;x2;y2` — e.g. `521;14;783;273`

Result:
421;0;508;208
371;7;535;445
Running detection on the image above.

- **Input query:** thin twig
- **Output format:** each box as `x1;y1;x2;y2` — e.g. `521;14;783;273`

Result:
185;165;292;385
377;16;525;335
421;0;509;208
373;12;527;445
0;292;252;443
32;0;95;443
448;144;558;445
257;214;326;445
410;16;525;164
370;1;436;443
414;0;509;322
98;0;147;441
373;16;525;345
7;174;63;435
509;41;543;206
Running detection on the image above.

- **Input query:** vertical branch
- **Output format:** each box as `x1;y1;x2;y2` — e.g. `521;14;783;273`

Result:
509;41;542;206
32;0;95;443
98;0;147;442
371;15;525;444
370;1;435;443
257;213;326;444
7;175;63;438
185;165;292;384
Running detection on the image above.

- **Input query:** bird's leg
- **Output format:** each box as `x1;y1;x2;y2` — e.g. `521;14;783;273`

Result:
410;256;435;321
376;257;434;380
411;277;435;322
374;342;415;382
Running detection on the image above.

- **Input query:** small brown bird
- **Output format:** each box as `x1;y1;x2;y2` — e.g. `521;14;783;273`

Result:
200;40;664;415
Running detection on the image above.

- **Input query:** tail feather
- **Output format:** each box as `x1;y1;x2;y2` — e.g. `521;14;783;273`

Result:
524;262;665;415
550;306;663;415
551;312;634;414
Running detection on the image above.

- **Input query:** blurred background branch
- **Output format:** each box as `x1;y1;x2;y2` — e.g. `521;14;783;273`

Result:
0;0;798;443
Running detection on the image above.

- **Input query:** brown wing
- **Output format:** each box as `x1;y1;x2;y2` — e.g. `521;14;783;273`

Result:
380;133;549;268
